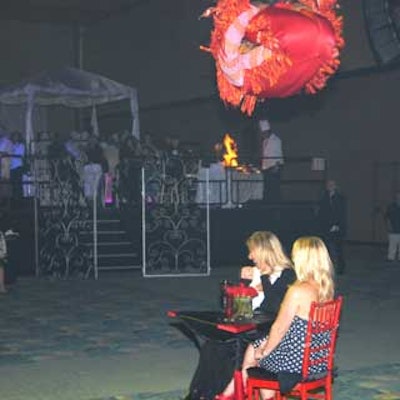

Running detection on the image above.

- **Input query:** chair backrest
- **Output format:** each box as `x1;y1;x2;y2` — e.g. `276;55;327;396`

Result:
302;296;343;378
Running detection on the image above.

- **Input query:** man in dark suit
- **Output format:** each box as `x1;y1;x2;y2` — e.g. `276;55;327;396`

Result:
316;179;347;274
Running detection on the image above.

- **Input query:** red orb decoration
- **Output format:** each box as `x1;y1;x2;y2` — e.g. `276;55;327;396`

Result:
202;0;344;115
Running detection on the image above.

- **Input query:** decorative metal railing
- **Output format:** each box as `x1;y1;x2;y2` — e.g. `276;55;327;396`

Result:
33;157;95;279
142;164;210;277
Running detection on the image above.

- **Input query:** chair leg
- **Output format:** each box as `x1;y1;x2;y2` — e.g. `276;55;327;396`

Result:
326;381;332;400
246;381;253;400
233;370;245;400
247;382;259;400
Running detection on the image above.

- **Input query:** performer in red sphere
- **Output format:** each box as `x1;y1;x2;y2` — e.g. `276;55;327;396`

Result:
202;0;344;115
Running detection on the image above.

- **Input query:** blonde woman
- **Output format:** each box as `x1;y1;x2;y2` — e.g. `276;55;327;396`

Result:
242;236;335;400
214;232;296;400
240;231;295;314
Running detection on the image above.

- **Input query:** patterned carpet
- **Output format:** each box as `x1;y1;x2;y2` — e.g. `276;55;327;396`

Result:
0;275;208;367
1;272;400;400
93;363;400;400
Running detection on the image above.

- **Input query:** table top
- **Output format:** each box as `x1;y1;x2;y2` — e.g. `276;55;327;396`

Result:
168;310;274;341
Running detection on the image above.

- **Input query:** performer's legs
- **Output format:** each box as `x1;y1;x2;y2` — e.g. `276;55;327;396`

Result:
10;167;23;200
387;233;399;261
325;234;345;274
335;238;346;274
262;169;281;203
395;234;400;260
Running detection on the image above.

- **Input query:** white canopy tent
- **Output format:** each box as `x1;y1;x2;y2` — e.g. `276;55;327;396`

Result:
0;66;140;152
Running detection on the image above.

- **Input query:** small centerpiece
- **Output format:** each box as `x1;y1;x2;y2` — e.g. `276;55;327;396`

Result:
224;283;258;321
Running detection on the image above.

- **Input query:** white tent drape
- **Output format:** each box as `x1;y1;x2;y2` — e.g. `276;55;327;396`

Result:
0;66;140;151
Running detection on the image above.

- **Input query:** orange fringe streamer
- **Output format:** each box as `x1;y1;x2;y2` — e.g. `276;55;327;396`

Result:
203;0;344;115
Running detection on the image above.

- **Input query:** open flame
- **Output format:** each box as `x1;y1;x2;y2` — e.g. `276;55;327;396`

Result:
222;133;238;167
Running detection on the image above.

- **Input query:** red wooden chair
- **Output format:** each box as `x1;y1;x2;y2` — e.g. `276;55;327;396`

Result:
246;296;343;400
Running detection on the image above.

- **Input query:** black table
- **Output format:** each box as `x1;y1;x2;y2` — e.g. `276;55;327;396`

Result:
168;310;274;400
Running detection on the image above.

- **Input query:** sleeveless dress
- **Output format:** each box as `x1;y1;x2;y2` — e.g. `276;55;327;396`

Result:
253;315;331;376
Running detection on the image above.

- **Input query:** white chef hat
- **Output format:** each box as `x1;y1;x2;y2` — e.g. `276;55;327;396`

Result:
258;119;270;131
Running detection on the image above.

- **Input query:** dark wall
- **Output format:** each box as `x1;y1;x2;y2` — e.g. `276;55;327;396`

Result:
83;0;378;108
0;2;397;243
83;0;215;108
0;21;74;84
81;1;398;243
339;0;377;70
274;68;400;242
114;68;399;242
0;20;76;133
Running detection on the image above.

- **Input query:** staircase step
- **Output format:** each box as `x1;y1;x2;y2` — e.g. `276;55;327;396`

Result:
98;253;137;258
88;219;121;224
98;255;140;268
80;208;142;270
84;241;132;246
81;229;127;234
97;265;141;270
83;242;138;255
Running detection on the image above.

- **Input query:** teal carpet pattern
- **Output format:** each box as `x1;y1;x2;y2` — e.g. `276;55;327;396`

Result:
1;271;400;400
93;390;186;400
96;364;400;400
0;276;213;366
334;363;400;400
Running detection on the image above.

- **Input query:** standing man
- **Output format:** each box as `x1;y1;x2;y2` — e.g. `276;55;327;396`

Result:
83;136;108;203
316;179;347;274
385;192;400;262
0;129;12;180
10;131;25;200
259;119;284;203
0;129;13;202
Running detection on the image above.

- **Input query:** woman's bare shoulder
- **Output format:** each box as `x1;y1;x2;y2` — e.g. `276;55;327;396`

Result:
288;281;318;301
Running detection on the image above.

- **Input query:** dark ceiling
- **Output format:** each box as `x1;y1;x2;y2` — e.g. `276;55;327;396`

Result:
0;0;146;25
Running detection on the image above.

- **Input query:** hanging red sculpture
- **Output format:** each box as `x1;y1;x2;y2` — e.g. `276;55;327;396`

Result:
201;0;344;115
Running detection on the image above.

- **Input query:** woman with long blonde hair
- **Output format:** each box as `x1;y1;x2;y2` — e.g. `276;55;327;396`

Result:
239;236;335;400
241;231;295;312
291;236;334;301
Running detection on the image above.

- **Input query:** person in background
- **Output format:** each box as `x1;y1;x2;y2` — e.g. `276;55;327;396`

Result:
10;131;25;200
241;236;335;400
64;130;83;162
0;229;7;293
385;191;400;262
0;129;12;180
141;132;159;160
164;135;184;180
100;134;120;205
258;119;284;204
316;179;347;274
190;231;296;400
0;129;13;203
119;135;143;206
83;136;108;203
140;133;162;204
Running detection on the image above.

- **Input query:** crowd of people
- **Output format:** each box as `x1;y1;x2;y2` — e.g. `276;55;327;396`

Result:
0;128;201;208
42;129;161;206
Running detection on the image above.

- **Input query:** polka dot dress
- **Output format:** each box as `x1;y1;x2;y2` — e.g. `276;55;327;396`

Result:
253;315;330;375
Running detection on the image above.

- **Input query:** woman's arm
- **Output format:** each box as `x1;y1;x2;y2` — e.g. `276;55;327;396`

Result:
255;285;299;359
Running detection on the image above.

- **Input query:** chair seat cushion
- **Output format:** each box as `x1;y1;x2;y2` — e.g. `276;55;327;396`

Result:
247;367;328;394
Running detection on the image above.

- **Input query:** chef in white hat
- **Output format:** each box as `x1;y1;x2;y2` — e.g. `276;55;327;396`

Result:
258;119;284;203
